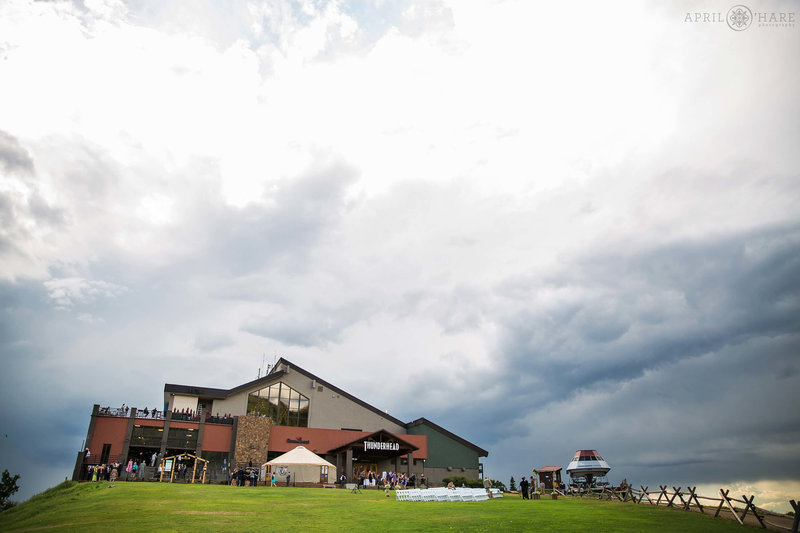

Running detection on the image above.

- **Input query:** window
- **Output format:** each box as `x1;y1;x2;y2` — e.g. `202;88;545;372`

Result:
247;382;309;427
131;426;164;447
167;428;198;450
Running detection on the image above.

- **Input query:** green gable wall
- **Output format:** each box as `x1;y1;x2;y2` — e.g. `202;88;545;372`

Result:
407;422;479;469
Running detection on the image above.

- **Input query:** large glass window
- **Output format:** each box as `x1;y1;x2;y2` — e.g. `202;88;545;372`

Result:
167;428;198;450
247;382;309;427
131;425;164;448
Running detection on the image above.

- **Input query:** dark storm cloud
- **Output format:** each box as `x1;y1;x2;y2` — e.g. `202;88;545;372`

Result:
398;223;799;442
414;223;800;487
490;223;800;400
0;280;98;499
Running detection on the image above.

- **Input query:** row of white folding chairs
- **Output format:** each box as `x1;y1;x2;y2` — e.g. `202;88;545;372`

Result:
395;488;494;502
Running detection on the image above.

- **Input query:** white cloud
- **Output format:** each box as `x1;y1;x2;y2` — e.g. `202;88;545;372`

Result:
43;277;128;310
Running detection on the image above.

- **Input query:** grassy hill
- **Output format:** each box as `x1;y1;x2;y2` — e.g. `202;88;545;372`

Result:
0;481;763;532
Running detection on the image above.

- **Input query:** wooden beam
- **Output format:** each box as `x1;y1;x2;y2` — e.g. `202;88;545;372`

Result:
719;489;744;525
667;486;682;508
686;486;704;514
740;494;766;529
715;489;730;518
657;485;669;506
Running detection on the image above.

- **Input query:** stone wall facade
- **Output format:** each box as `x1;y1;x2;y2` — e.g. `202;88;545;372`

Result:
233;416;271;467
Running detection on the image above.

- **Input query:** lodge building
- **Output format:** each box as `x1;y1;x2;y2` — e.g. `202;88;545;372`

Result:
73;358;488;484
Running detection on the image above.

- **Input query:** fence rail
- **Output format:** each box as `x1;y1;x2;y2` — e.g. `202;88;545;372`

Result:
567;485;798;532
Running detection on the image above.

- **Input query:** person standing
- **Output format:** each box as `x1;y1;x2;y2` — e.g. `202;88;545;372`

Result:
483;476;493;499
520;476;530;499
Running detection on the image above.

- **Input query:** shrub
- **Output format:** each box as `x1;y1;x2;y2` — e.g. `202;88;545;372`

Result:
1;470;20;511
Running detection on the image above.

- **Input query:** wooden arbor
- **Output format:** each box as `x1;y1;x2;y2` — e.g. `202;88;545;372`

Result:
159;453;208;484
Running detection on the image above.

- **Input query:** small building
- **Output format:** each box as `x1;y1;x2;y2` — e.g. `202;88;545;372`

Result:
535;466;563;490
73;358;487;486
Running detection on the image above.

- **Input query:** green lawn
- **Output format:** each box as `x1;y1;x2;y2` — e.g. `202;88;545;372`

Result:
0;481;762;532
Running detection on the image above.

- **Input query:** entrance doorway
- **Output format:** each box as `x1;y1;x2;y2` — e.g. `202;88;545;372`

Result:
353;462;377;480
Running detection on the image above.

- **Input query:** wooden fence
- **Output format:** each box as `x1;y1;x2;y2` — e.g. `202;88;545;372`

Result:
565;485;799;532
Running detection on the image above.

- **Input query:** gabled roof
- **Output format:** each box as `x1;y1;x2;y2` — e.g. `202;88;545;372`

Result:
537;466;562;473
407;417;489;457
327;429;419;455
268;426;428;458
264;446;335;468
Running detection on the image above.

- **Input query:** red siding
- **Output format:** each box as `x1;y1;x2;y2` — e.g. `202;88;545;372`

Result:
89;416;129;457
201;424;233;452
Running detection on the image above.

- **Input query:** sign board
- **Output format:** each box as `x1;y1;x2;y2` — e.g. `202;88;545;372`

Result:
363;441;399;452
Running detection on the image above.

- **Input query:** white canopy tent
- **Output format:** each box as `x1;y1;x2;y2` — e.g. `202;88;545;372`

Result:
262;446;336;484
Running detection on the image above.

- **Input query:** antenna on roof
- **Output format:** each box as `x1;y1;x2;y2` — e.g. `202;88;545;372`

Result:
258;352;266;379
264;351;277;376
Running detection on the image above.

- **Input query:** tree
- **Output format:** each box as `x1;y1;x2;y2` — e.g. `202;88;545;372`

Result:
509;476;516;492
1;469;20;511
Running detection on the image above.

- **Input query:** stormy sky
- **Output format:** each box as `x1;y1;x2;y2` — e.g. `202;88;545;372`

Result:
1;0;798;511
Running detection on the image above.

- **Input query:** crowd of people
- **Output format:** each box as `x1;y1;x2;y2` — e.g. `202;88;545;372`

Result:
98;404;163;418
98;404;239;424
170;408;234;423
352;470;426;490
85;459;148;482
230;466;262;486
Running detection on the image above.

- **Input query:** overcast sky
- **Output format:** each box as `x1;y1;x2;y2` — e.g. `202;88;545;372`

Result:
1;0;798;512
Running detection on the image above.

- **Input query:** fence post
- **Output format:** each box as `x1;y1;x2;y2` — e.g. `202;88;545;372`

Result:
719;489;744;525
639;486;654;505
657;485;668;506
739;494;766;529
667;487;681;508
685;486;704;514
